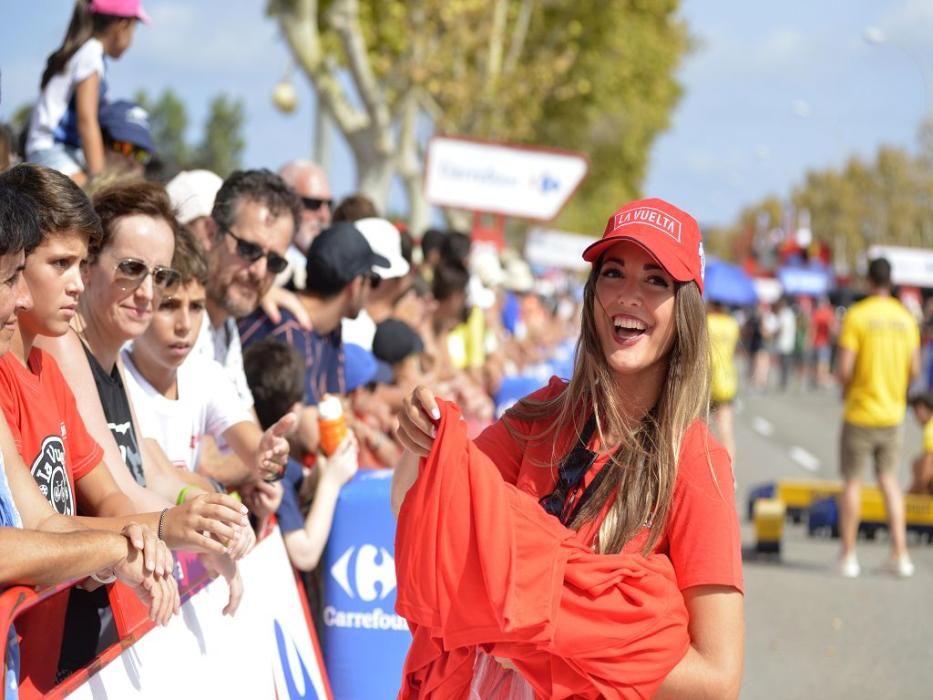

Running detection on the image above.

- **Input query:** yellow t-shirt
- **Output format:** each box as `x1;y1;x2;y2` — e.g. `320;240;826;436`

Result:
707;312;740;403
923;419;933;454
447;306;486;371
839;296;919;427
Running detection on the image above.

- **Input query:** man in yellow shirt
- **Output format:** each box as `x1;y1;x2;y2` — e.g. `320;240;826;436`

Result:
836;257;919;578
707;301;740;461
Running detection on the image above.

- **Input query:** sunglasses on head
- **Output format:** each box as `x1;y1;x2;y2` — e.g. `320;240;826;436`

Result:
110;140;152;165
114;258;181;293
301;197;333;212
222;229;289;274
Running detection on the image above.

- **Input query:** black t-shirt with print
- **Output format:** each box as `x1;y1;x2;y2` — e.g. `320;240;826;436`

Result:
82;342;146;486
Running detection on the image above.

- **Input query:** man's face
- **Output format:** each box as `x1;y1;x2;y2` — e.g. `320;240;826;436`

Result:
0;251;32;355
292;168;332;253
207;199;294;320
343;274;374;320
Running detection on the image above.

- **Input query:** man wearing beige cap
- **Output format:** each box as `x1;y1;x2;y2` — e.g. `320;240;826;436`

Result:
278;159;332;289
166;169;223;250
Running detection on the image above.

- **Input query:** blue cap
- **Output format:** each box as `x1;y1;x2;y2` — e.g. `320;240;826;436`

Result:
344;343;377;392
99;100;156;153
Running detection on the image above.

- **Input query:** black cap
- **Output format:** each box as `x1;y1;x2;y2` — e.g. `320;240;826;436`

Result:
372;318;425;364
305;222;389;295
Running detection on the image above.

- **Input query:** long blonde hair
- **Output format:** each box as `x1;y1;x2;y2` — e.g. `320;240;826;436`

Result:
504;258;710;555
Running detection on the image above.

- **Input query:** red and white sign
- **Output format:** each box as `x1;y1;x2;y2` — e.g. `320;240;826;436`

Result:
424;135;588;221
67;528;331;699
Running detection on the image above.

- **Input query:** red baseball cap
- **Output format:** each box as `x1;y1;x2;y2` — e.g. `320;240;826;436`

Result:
581;197;705;293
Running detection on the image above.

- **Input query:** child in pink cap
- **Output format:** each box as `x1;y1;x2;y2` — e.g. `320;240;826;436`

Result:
26;0;150;185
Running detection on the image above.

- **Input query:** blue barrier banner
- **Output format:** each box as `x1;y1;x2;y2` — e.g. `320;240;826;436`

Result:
322;469;409;698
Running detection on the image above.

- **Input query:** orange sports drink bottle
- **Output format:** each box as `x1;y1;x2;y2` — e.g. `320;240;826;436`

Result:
318;394;348;456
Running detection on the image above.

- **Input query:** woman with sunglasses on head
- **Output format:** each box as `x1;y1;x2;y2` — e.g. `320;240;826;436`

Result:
392;198;743;698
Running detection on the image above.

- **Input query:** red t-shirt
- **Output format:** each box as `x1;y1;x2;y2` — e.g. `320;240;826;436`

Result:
811;306;834;348
474;376;744;593
0;348;104;694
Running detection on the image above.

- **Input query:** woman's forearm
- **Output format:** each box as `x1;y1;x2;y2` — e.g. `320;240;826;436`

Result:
655;644;742;700
390;448;420;518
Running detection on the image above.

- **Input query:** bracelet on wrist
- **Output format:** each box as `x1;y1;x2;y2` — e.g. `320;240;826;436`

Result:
176;486;194;506
157;508;169;541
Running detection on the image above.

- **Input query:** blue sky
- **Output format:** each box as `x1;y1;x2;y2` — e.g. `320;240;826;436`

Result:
3;1;933;230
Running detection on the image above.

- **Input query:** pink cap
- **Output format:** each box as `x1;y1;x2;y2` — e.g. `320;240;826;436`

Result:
89;0;151;24
582;197;705;293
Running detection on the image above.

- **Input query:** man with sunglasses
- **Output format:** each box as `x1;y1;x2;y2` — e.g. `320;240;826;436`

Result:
277;159;333;290
239;222;388;454
187;169;301;417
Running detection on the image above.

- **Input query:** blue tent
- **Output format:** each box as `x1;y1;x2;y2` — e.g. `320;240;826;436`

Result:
704;258;758;306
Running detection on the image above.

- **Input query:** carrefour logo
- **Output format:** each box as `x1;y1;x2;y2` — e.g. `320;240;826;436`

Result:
330;545;395;601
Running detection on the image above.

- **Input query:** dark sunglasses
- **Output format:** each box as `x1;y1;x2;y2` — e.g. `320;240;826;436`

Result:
114;258;181;293
539;442;598;524
301;196;333;212
369;273;382;290
223;229;289;274
539;415;598;525
110;140;152;166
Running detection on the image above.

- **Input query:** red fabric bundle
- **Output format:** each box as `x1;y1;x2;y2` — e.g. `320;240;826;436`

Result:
395;400;689;699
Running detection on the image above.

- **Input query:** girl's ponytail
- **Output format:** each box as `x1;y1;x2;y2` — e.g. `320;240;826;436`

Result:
40;0;119;90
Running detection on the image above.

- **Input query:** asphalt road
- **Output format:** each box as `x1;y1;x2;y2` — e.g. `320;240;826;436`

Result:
733;377;933;700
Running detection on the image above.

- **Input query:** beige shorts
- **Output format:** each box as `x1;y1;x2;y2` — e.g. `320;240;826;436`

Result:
839;421;904;479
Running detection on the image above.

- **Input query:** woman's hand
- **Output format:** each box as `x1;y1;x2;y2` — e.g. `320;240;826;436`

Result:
200;551;244;617
162;493;250;555
395;386;441;457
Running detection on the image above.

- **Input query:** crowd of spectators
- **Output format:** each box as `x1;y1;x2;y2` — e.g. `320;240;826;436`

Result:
0;2;588;693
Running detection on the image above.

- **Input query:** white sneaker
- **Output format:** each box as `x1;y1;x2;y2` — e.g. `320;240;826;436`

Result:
839;553;861;578
885;554;915;578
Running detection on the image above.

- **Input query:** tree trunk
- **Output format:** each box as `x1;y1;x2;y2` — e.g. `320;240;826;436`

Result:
355;153;394;210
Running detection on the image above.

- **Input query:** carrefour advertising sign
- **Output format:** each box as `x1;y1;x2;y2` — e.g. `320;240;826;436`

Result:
322;470;410;698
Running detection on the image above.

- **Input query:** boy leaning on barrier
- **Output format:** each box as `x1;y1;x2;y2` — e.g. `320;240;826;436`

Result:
0;175;177;700
908;391;933;495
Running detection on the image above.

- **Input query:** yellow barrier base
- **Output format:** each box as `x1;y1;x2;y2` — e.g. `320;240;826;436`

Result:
754;498;786;555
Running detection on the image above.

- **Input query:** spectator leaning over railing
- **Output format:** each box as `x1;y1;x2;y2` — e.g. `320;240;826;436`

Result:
185;169;305;477
239;221;388;456
26;0;149;185
0;165;180;696
121;224;296;508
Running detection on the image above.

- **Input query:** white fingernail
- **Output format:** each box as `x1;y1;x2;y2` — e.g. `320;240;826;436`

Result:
430;408;440;421
431;426;437;438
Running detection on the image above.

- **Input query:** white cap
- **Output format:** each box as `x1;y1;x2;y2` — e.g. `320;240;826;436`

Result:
166;170;223;225
503;258;534;293
353;217;410;279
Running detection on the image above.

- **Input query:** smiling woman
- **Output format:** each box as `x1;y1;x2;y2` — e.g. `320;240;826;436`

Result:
392;198;744;699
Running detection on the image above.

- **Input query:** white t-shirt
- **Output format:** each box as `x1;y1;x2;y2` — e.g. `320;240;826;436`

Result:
122;349;251;472
776;307;797;355
190;313;254;413
341;309;377;351
27;38;106;153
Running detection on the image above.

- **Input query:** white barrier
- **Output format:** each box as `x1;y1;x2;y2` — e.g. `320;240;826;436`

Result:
68;527;330;699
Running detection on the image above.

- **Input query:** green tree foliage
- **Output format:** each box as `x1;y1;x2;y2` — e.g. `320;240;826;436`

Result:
192;95;245;178
717;121;933;271
268;0;688;234
135;89;245;178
